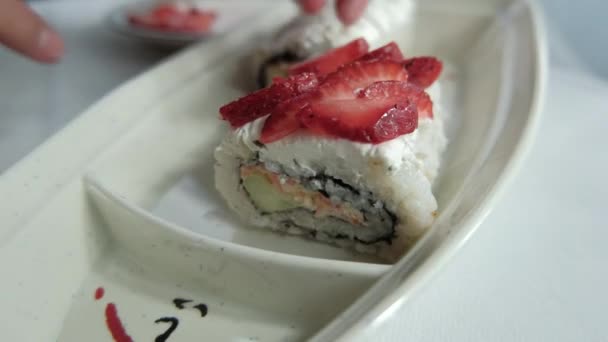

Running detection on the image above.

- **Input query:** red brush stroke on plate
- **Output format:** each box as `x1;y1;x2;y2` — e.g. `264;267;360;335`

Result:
94;287;105;300
105;303;133;342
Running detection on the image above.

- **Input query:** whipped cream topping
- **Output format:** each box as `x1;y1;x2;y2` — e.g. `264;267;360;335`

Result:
234;82;445;184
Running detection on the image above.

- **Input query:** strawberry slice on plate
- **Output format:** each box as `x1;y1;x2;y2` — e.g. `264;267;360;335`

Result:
150;4;181;21
356;42;404;63
361;81;434;119
261;61;411;143
302;81;420;143
178;9;217;33
259;96;312;144
403;57;443;88
128;3;217;34
287;38;370;77
318;60;409;99
220;72;319;128
411;88;434;119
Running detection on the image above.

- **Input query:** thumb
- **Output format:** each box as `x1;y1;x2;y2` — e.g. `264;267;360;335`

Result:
296;0;326;14
0;0;64;63
336;0;368;25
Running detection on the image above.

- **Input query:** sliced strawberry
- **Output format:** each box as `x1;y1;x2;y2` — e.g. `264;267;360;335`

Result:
220;73;318;127
356;42;404;63
128;4;217;33
179;10;217;32
151;4;181;21
302;81;419;143
361;81;434;119
260;96;311;144
273;72;319;92
287;38;369;77
403;57;443;88
412;89;434;119
318;60;408;99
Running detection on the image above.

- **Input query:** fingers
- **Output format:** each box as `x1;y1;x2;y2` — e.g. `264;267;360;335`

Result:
336;0;368;25
297;0;367;25
297;0;326;14
0;0;64;63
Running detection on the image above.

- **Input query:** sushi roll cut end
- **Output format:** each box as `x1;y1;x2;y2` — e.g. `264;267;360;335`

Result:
216;38;446;261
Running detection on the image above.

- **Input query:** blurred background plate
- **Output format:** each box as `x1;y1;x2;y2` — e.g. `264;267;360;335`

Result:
107;0;272;47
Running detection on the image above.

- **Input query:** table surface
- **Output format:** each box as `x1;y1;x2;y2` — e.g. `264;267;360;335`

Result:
1;1;607;341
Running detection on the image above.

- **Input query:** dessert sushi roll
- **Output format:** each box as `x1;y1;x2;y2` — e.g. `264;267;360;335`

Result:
215;39;445;261
253;0;417;87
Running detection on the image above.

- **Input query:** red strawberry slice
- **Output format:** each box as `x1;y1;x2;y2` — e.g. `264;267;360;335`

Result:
302;81;419;143
220;72;318;128
287;38;370;77
403;57;443;88
412;89;434;119
128;4;217;34
259;96;311;144
179;10;217;32
318;60;408;99
260;61;410;144
151;4;181;20
361;81;434;119
356;42;404;63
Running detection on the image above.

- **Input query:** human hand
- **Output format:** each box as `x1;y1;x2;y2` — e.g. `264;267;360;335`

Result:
297;0;368;25
0;0;64;63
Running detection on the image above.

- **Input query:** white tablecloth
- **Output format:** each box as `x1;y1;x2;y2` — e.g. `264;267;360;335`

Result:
1;1;607;341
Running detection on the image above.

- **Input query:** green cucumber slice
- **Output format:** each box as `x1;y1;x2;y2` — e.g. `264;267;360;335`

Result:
242;173;300;212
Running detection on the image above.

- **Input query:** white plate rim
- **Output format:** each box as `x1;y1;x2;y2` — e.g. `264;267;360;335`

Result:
310;0;550;339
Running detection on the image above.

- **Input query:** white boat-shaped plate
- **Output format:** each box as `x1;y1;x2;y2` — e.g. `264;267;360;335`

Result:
0;0;546;341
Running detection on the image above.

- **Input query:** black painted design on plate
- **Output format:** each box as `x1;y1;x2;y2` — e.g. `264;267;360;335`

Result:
193;303;208;317
172;298;192;309
154;317;179;342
